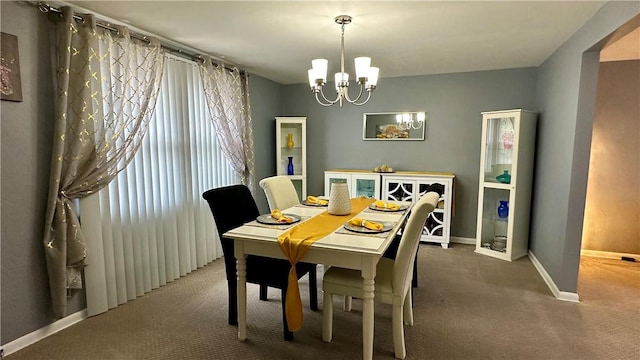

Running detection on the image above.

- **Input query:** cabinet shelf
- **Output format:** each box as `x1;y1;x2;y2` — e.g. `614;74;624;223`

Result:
482;182;512;190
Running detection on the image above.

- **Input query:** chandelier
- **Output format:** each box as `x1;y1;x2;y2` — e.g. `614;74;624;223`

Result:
307;15;379;107
396;112;426;130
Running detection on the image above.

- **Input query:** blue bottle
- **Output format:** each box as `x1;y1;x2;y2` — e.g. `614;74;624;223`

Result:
497;200;509;219
287;156;294;175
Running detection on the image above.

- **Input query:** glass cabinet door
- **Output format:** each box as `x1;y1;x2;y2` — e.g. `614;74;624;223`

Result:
353;178;376;198
483;115;516;183
385;180;415;202
478;187;511;253
279;123;304;176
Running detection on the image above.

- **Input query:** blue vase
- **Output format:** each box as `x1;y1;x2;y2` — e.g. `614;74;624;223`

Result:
497;200;509;219
287;156;294;175
496;170;511;184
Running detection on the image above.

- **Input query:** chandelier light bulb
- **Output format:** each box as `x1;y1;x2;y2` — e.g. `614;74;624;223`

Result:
354;57;371;80
334;72;349;91
311;59;328;82
366;67;379;88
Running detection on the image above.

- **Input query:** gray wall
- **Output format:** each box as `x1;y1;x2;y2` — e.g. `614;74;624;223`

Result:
248;75;283;214
281;68;538;239
0;1;85;344
582;60;639;254
532;1;640;293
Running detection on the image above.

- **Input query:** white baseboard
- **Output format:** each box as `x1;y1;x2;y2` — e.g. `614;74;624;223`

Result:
580;249;639;260
528;251;580;303
1;309;87;357
450;236;476;245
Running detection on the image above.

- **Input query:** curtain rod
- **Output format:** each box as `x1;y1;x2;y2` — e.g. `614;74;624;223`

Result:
34;1;246;76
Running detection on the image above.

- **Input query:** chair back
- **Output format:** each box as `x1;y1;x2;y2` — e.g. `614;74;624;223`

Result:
259;175;300;211
202;185;259;277
392;192;439;294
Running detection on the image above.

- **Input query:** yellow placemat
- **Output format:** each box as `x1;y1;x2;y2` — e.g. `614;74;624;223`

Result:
277;197;375;331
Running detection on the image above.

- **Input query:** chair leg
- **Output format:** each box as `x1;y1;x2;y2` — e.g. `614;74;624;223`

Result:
322;291;333;342
309;266;318;311
412;252;418;288
392;303;406;359
259;284;268;301
281;288;294;341
227;279;238;326
403;289;414;326
343;296;352;311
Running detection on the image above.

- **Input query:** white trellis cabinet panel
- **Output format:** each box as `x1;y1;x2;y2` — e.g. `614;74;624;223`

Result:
381;172;455;248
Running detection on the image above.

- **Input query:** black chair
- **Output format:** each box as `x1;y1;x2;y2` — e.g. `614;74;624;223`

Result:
202;185;318;341
383;183;445;289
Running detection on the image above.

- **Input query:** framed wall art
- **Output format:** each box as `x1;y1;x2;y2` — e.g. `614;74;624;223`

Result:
1;32;23;102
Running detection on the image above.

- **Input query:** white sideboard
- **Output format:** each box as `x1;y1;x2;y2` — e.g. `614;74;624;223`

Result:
324;170;455;248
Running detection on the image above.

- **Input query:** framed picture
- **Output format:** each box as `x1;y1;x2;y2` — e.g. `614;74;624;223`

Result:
1;32;23;102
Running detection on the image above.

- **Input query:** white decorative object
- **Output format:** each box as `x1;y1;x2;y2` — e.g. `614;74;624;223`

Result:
328;182;351;215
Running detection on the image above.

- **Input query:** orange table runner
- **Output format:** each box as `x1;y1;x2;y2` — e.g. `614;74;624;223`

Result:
277;197;375;331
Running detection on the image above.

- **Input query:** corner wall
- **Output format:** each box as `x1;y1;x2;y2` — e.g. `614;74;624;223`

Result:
532;1;640;293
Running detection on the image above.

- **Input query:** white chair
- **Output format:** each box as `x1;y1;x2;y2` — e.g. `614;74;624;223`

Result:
322;191;439;359
259;175;300;211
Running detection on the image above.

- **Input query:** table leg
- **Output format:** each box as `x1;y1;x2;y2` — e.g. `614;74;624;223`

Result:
236;244;247;341
362;258;376;360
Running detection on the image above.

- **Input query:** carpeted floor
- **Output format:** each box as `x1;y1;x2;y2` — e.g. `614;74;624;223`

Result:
6;244;640;359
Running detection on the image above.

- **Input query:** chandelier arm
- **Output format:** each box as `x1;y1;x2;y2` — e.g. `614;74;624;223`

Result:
397;121;409;131
350;89;372;106
342;82;365;104
316;88;340;106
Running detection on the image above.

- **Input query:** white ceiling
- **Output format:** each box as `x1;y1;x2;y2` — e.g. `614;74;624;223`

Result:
60;1;607;85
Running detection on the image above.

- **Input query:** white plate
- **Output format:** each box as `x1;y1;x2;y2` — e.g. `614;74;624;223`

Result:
343;221;393;234
301;200;328;207
368;204;408;212
256;214;301;225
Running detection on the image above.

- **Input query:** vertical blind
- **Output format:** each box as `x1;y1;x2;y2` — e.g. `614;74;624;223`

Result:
81;55;239;316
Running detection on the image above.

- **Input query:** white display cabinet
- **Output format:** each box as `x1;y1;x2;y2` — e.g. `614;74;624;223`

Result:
276;117;306;199
475;109;537;261
324;170;455;248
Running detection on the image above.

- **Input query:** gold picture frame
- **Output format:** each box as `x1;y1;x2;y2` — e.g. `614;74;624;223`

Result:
1;32;23;102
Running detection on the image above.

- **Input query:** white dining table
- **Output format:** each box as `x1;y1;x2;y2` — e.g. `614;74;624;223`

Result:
223;201;412;360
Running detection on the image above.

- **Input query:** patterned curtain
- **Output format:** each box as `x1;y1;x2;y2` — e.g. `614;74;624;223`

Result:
199;58;256;191
81;56;239;316
43;6;165;318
